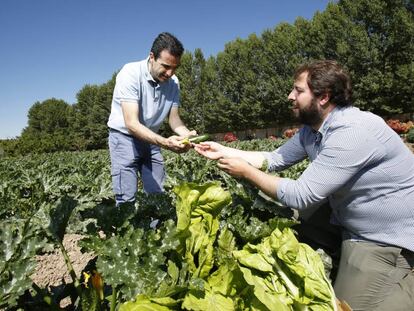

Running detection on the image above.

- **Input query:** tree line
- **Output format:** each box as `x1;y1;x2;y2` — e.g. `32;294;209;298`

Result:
1;0;413;156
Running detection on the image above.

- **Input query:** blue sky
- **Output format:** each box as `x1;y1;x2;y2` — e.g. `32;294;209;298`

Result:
0;0;331;139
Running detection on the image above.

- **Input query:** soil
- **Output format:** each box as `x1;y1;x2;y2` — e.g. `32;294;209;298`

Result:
31;234;96;309
31;234;95;289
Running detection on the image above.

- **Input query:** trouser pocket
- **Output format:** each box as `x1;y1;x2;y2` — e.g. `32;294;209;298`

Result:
111;168;137;204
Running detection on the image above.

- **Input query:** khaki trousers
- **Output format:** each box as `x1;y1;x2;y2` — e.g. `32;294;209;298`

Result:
294;203;414;310
334;240;414;311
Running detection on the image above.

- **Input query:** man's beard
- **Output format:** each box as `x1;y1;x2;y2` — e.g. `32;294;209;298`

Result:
295;97;323;127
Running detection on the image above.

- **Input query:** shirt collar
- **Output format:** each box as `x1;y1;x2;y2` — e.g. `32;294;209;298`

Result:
316;106;341;138
144;57;158;85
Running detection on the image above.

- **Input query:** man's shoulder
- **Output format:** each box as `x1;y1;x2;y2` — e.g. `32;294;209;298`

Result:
169;75;179;86
121;59;146;73
333;107;384;128
117;59;148;84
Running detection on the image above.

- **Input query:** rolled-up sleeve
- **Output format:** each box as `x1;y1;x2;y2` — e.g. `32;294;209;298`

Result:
262;131;307;172
275;127;385;210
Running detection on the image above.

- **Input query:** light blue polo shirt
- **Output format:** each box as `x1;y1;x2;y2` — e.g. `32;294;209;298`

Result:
107;57;180;134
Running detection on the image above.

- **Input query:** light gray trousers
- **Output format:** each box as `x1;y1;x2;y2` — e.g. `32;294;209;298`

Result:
108;129;165;205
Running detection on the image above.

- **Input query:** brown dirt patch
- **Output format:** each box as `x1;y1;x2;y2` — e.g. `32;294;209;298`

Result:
31;234;95;288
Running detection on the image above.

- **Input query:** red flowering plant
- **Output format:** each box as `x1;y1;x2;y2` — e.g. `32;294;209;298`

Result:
223;132;238;142
386;119;414;135
282;127;299;139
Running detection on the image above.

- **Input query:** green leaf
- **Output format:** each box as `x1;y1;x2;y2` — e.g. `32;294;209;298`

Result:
174;182;232;279
0;219;46;309
182;290;235;311
119;294;174;311
238;266;292;311
48;196;77;241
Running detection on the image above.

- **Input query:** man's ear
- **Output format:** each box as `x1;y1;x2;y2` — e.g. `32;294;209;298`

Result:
319;93;330;106
149;52;155;61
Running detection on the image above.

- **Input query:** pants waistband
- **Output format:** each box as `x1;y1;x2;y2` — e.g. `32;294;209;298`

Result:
109;128;132;137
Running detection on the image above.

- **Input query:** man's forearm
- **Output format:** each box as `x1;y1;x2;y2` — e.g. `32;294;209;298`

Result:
172;124;192;137
243;165;280;199
221;148;266;169
126;121;167;147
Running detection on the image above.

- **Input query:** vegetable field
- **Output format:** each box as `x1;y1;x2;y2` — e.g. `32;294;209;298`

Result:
0;139;339;310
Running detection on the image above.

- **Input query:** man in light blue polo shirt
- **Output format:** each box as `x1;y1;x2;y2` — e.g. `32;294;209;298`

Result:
107;32;196;205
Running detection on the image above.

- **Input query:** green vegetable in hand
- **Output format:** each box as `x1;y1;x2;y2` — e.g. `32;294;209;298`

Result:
182;134;211;145
189;134;210;143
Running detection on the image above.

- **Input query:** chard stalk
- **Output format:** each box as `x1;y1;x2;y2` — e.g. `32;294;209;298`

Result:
273;259;299;298
110;286;117;311
321;270;338;311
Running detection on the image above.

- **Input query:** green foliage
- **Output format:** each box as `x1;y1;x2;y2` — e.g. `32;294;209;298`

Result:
26;98;71;134
406;127;414;143
0;219;46;309
115;182;335;310
233;227;336;310
338;0;414;115
175;182;232;279
81;222;179;301
16;98;73;154
0;150;112;219
175;49;209;134
71;75;116;150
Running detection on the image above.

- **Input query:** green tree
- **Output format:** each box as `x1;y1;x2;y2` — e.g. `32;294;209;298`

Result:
260;21;308;126
338;0;414;114
18;98;73;154
176;49;208;133
71;75;115;150
25;98;71;134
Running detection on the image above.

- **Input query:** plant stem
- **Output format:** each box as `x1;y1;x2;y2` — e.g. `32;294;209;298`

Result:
57;239;82;297
110;286;117;311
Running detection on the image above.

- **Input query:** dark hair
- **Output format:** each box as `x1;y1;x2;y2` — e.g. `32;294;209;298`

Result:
294;60;353;107
151;32;184;59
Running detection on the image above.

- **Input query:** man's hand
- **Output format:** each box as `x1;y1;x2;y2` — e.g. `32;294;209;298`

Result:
165;135;192;153
217;157;251;178
194;141;226;160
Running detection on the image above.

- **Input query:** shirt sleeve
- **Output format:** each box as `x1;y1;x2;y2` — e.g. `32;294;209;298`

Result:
262;130;308;172
114;64;140;101
171;76;180;107
277;126;386;210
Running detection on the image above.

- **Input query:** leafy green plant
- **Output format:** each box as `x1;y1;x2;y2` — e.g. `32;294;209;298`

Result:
406;127;414;143
116;182;336;310
0;219;46;309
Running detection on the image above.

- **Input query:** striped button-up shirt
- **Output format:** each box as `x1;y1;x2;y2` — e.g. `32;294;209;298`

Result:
263;106;414;251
